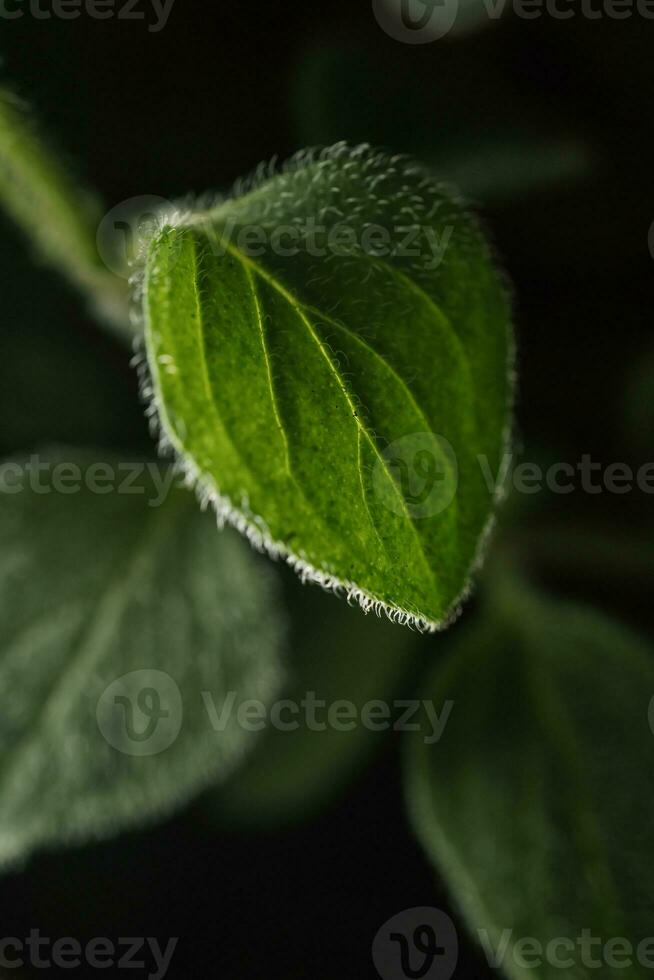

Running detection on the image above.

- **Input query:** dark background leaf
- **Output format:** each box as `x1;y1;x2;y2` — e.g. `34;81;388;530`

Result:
0;451;286;867
407;583;654;979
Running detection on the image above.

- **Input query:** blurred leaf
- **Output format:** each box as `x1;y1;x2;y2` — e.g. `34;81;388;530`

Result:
292;46;591;205
142;144;513;630
206;570;420;828
406;580;654;978
0;450;285;868
427;137;590;206
621;345;654;459
0;89;128;333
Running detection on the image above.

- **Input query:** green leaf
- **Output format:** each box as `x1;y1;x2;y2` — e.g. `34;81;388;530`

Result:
0;89;129;333
205;568;420;829
141;144;513;630
0;450;285;867
406;582;654;979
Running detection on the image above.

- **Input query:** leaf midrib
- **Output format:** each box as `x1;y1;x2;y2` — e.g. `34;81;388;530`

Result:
0;495;186;802
307;303;459;479
222;239;442;610
244;264;293;479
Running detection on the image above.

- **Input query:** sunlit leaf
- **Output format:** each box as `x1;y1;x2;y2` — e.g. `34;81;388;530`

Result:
141;144;513;630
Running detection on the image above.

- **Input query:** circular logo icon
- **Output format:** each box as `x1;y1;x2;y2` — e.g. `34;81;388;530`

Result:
96;669;182;756
96;194;173;278
373;432;458;519
372;0;460;43
373;907;458;980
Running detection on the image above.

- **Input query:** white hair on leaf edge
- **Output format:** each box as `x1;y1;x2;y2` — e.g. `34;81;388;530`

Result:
132;340;452;635
128;141;516;636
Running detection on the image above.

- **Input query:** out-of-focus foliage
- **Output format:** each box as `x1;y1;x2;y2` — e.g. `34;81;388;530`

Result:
0;451;285;867
406;576;654;979
0;89;128;331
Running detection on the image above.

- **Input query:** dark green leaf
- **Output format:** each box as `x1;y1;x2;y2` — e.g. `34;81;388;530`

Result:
0;450;285;867
406;582;654;978
141;145;513;630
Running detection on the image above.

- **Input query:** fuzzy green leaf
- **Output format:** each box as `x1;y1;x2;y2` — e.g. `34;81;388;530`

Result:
406;584;654;979
0;450;285;867
142;145;513;630
0;89;128;333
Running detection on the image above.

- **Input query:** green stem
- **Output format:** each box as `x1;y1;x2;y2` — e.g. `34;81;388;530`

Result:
0;88;131;339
